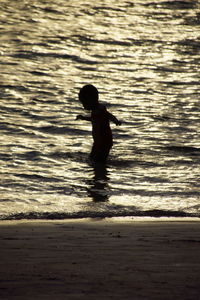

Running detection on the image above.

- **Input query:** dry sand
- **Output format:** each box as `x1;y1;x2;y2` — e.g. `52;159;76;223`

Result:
0;218;200;300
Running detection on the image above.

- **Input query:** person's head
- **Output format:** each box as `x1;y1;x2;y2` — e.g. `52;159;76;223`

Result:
78;84;99;110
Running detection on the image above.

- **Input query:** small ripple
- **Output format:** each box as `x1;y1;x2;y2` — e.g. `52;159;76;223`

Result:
37;125;88;136
11;50;100;65
15;173;61;182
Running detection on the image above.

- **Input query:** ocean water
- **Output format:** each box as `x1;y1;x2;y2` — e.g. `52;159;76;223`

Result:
0;0;200;220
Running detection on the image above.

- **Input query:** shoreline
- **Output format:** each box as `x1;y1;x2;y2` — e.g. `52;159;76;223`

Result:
1;215;200;224
0;218;200;299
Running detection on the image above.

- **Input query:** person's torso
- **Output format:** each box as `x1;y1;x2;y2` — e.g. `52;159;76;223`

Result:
91;105;112;146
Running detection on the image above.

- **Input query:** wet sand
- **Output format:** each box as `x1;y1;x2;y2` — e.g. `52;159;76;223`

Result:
0;218;200;300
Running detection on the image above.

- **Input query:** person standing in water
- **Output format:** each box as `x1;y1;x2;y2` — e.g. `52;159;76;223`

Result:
76;84;121;162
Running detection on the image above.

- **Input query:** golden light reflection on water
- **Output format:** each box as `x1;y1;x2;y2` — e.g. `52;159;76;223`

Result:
0;0;200;218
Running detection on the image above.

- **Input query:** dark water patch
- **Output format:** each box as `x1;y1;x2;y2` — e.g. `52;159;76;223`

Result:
30;97;63;105
108;158;137;168
46;38;65;44
0;181;33;190
0;109;56;124
48;185;74;194
17;151;42;161
93;6;127;13
153;115;172;121
142;176;169;183
163;80;199;86
161;1;198;9
11;51;100;65
37;125;88;136
137;160;161;168
0;62;18;66
35;90;57;97
172;59;188;65
175;39;200;55
165;146;200;154
28;71;51;76
48;151;75;160
77;66;98;72
75;35;132;47
15;173;61;182
21;113;59;122
40;7;63;14
0;122;36;137
170;159;197;165
0;209;199;221
0;84;29;92
114;189;200;198
0;153;12;161
108;154;162;170
48;151;88;163
183;13;200;26
155;66;183;73
178;39;200;48
0;106;27;116
144;1;198;9
0;199;16;203
0;122;11;131
28;83;65;96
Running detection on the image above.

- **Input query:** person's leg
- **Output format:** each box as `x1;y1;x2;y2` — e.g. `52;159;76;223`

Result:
90;144;111;162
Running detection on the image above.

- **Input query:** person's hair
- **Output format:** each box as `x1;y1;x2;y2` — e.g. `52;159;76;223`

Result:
79;84;99;110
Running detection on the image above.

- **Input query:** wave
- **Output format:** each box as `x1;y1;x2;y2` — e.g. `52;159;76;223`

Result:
11;51;99;65
1;209;199;221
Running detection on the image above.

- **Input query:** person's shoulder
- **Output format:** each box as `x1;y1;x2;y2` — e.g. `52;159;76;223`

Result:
99;104;107;112
93;104;106;114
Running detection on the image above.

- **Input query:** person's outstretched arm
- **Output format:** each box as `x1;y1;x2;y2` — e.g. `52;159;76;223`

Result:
76;115;91;121
108;112;121;126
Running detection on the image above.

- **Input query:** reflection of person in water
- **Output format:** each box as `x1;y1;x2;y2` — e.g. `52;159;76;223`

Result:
87;162;109;202
76;84;121;162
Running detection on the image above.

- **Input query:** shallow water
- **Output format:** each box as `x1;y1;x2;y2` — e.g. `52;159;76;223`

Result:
0;0;200;220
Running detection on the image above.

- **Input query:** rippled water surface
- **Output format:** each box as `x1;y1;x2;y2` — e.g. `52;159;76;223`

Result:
0;0;200;219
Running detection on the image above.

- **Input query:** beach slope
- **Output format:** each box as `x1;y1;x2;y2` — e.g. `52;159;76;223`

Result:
0;218;200;300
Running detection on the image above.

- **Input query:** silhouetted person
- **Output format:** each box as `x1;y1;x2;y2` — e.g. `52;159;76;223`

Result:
76;84;121;162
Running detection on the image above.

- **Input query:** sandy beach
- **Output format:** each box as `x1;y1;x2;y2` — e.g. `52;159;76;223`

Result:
0;218;200;300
